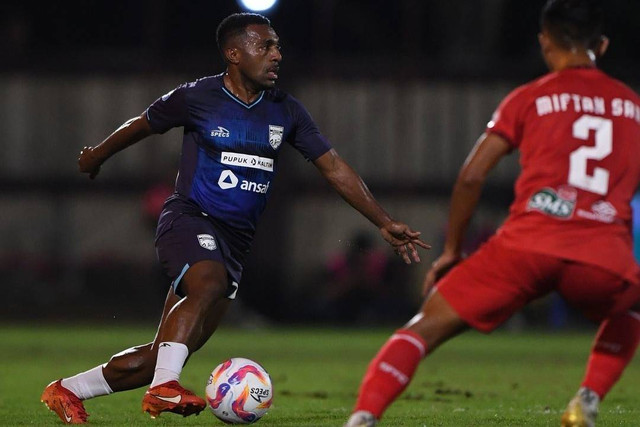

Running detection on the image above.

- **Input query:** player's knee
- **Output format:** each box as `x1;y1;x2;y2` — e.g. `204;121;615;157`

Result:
406;292;467;349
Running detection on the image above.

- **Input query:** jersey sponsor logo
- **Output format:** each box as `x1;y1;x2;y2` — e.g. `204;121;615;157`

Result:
527;187;576;219
217;170;270;194
268;125;284;149
197;234;217;251
240;179;270;194
218;170;239;189
211;126;230;138
221;152;274;172
576;201;617;223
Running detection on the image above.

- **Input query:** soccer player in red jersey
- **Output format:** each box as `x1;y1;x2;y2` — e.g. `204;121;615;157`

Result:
345;1;640;426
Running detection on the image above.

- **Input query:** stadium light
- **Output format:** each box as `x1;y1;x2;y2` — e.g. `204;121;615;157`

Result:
238;0;278;13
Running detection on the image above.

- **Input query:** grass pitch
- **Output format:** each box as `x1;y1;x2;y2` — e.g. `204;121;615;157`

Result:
1;324;639;426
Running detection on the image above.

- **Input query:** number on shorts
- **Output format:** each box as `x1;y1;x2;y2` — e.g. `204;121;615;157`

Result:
568;115;612;195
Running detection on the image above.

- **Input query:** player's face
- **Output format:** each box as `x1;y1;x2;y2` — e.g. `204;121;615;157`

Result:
238;24;282;90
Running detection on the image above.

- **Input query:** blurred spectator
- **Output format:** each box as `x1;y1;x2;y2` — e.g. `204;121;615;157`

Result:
141;176;174;232
315;230;414;325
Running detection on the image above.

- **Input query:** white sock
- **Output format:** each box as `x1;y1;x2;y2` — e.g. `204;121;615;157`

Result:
150;342;189;387
61;365;113;400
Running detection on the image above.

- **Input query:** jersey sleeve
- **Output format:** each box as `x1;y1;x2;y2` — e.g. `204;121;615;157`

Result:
286;96;332;161
486;84;529;148
145;83;190;134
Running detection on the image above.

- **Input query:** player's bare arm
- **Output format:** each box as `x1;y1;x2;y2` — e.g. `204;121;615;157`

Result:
313;149;430;264
423;133;511;294
78;113;154;179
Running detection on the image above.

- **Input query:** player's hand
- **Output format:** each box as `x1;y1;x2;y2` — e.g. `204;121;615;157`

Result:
379;221;430;264
78;146;103;179
422;252;463;296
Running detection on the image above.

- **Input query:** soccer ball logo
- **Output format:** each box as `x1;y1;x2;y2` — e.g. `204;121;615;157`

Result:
206;357;273;424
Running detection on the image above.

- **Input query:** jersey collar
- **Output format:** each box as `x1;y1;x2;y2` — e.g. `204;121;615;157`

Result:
221;86;264;109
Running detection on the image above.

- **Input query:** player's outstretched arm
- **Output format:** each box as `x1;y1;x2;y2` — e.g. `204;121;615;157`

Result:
422;132;510;295
313;149;430;264
78;113;154;179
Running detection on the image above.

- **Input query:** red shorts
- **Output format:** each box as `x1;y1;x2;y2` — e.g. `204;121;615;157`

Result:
436;236;640;332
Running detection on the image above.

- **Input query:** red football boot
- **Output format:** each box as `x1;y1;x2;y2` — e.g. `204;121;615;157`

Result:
41;380;89;424
142;380;206;418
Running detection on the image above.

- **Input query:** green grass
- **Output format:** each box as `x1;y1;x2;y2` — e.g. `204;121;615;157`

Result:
1;325;639;426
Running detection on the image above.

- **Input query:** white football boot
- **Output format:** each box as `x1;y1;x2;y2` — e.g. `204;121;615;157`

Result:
344;410;377;427
561;387;600;427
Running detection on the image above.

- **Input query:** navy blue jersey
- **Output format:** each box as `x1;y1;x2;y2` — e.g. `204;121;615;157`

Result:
145;74;331;239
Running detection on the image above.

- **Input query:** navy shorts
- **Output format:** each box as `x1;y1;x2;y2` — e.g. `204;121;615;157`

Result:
155;198;248;299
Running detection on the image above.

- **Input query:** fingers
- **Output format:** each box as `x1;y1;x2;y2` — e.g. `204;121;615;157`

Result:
410;237;431;250
402;228;422;238
380;223;430;264
394;243;420;264
392;225;431;249
407;242;421;263
396;244;412;264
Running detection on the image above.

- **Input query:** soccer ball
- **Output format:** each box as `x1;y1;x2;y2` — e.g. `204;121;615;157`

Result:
205;357;273;424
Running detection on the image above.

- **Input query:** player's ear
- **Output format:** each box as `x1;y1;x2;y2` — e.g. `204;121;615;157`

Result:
596;35;609;59
225;47;240;65
538;32;550;52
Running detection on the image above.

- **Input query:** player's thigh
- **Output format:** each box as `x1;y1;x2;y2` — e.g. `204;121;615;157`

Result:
181;259;229;302
557;263;640;321
435;237;558;333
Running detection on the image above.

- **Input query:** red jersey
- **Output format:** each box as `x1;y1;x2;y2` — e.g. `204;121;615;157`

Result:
487;67;640;284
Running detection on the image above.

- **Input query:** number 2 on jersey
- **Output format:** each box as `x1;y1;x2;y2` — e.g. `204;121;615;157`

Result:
568;115;612;195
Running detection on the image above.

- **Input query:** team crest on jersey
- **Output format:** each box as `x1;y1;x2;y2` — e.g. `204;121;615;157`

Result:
197;234;217;251
527;186;576;219
268;125;284;149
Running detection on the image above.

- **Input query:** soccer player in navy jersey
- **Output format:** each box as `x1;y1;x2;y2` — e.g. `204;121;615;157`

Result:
344;1;640;426
40;13;429;424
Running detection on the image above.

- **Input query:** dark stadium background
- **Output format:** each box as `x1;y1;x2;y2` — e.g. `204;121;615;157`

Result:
1;0;639;327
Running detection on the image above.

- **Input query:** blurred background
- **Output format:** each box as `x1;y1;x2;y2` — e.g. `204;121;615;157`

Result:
1;0;639;328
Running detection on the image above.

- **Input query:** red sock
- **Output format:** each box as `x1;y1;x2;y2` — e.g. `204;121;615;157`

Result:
581;311;640;399
354;329;427;418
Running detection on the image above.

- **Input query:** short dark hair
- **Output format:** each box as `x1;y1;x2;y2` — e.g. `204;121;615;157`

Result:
541;0;604;50
216;13;272;53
